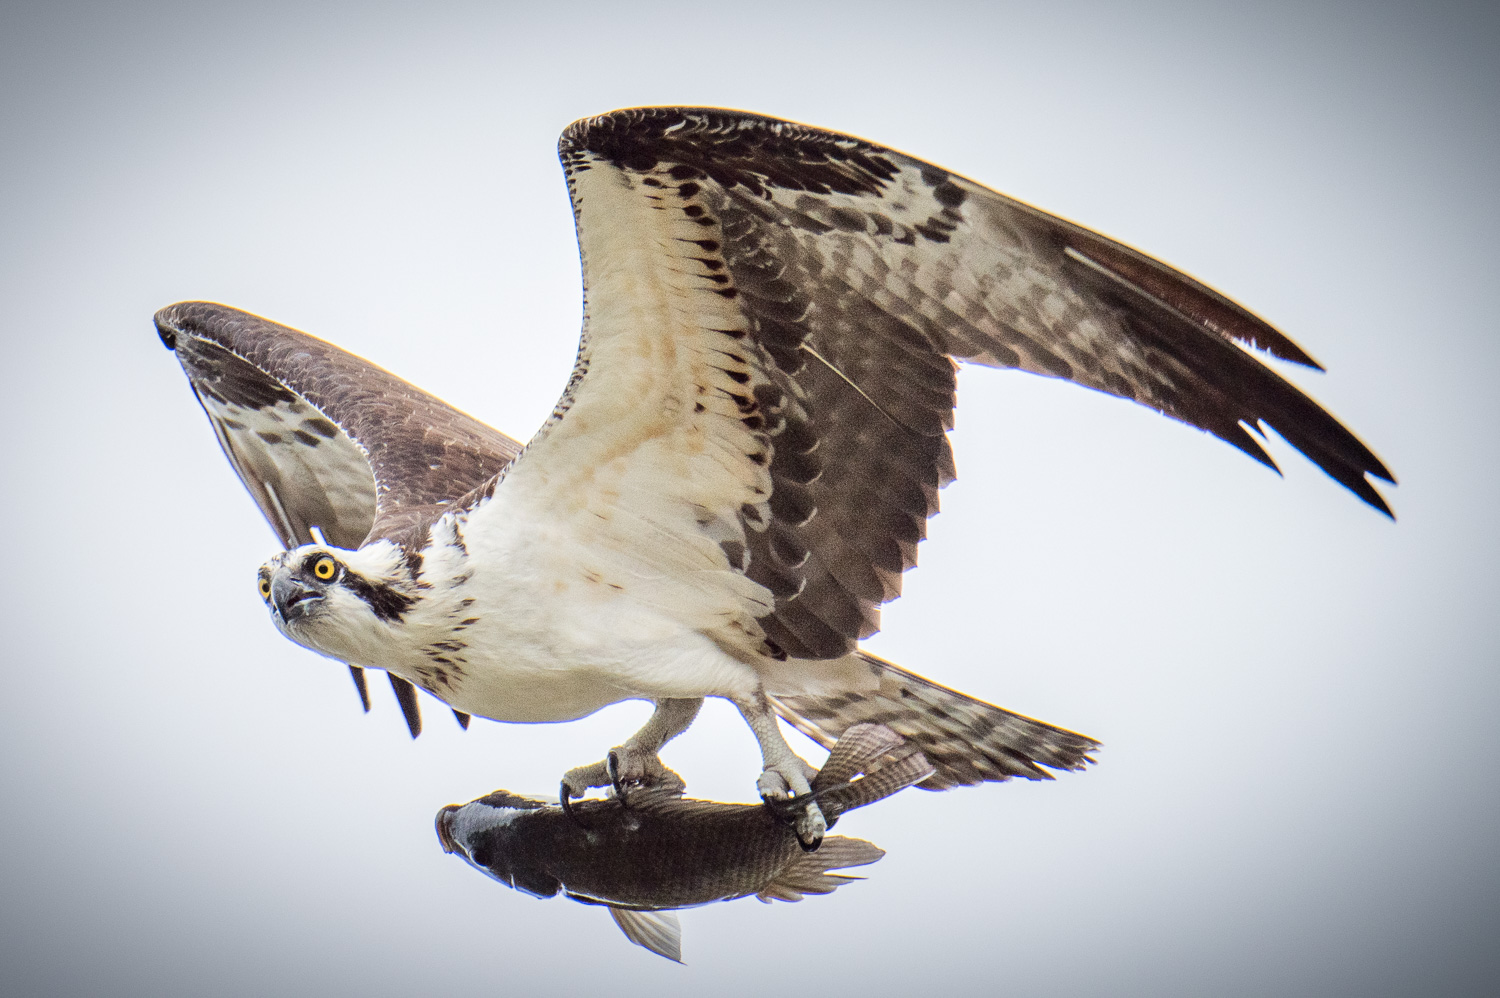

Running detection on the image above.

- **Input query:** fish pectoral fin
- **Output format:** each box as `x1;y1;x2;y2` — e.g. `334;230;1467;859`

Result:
607;908;683;964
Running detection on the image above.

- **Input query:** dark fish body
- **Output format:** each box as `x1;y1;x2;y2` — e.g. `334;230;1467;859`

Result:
444;787;864;909
437;724;932;959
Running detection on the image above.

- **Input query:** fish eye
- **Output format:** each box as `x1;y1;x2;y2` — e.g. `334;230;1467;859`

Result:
258;577;272;600
312;556;337;581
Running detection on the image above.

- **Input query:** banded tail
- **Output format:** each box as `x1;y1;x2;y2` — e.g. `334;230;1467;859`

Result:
772;652;1099;790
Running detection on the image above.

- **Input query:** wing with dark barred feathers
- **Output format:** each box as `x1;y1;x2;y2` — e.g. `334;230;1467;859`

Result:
552;107;1393;664
156;301;523;729
156;301;524;549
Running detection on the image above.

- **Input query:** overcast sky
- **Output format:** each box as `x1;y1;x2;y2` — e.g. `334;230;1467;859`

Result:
2;2;1496;995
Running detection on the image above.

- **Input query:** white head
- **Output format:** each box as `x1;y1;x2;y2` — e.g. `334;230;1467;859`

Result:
256;541;417;663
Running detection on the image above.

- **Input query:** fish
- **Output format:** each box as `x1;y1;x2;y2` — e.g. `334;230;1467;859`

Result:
436;723;934;961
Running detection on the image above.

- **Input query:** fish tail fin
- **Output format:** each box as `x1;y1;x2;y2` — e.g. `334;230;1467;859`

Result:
773;650;1100;790
755;836;885;903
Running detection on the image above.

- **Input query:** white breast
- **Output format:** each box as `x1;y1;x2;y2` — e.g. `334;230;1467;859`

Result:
372;503;765;724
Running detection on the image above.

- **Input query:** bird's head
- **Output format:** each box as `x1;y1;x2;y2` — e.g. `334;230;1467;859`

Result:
257;542;417;661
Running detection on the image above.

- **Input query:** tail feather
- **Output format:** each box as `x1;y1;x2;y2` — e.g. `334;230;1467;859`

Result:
772;651;1099;790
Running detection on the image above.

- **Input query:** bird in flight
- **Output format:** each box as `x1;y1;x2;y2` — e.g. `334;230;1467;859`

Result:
157;107;1393;849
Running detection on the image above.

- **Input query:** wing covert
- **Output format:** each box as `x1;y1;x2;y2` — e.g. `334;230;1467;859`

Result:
156;302;524;550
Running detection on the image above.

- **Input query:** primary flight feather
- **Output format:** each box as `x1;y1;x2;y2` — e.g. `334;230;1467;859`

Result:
157;107;1393;847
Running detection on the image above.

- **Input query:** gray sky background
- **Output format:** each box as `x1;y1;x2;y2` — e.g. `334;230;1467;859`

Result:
2;2;1496;995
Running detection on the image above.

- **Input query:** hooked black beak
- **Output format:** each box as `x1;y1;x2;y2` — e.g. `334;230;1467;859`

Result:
271;575;321;621
435;804;462;854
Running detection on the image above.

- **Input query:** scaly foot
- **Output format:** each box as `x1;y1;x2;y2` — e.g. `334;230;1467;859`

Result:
561;745;686;805
757;758;827;851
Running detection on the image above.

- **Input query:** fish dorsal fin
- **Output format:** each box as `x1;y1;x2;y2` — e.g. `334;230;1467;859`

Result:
809;723;937;819
755;836;886;903
816;745;935;817
812;723;906;787
608;908;683;963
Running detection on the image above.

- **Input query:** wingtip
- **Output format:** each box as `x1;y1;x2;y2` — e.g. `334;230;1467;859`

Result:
153;308;179;350
152;301;246;350
1353;477;1396;520
1225;421;1284;475
1063;238;1327;371
1262;418;1396;517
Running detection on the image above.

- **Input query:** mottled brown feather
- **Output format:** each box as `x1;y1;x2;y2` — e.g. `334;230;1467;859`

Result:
156;301;524;549
562;107;1394;666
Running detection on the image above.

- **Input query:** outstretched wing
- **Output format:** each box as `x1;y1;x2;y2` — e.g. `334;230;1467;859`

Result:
507;106;1392;666
157;302;523;728
156;302;523;549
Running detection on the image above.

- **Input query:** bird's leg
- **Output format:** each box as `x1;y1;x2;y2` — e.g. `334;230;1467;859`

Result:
561;697;700;803
733;691;825;851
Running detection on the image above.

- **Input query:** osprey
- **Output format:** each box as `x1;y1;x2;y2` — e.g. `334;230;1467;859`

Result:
157;107;1393;848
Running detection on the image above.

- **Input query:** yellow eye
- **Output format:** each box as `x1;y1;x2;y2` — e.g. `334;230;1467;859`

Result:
258;577;272;600
313;556;337;581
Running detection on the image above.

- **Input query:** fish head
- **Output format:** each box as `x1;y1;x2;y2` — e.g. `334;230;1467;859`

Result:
435;792;563;900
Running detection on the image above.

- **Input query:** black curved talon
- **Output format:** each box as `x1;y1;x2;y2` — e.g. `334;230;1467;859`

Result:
760;790;829;852
606;751;630;805
761;788;837;825
559;782;589;830
759;790;799;821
